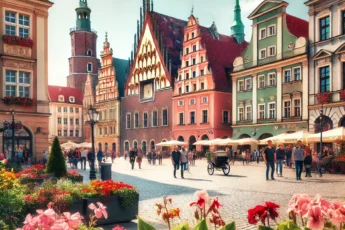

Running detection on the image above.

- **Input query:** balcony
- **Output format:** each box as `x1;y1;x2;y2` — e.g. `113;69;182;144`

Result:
70;27;97;34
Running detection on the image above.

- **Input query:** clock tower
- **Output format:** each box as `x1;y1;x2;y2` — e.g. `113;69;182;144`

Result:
67;0;99;92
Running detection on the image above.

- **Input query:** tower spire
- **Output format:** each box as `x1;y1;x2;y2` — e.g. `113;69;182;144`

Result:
231;0;245;44
76;0;91;31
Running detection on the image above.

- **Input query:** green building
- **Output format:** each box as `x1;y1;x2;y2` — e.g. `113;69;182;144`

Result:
231;0;309;144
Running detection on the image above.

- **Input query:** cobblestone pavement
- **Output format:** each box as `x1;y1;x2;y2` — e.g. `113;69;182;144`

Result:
75;158;345;230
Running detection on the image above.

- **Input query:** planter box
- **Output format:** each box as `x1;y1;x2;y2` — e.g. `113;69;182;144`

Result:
70;195;139;225
20;178;45;184
67;175;83;183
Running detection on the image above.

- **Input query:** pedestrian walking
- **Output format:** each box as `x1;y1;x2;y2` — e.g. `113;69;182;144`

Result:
275;144;285;177
152;150;157;165
263;140;276;181
192;149;197;166
137;148;143;169
242;150;246;165
129;148;136;170
97;149;103;168
111;150;116;163
180;146;188;177
188;150;193;166
292;140;304;180
87;148;95;169
80;148;87;170
304;148;312;177
285;144;292;168
124;151;128;160
171;146;181;178
255;149;260;164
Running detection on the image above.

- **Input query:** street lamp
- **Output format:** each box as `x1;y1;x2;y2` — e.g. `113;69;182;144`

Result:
319;106;323;155
10;110;16;164
86;105;99;180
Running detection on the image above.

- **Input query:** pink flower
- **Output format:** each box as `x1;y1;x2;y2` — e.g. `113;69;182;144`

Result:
209;197;222;212
88;202;108;219
50;221;70;230
113;225;125;230
309;194;330;213
305;205;324;230
287;194;310;216
36;208;56;228
63;212;83;229
189;190;210;209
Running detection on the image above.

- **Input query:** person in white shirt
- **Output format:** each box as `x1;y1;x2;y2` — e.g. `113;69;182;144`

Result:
80;148;88;170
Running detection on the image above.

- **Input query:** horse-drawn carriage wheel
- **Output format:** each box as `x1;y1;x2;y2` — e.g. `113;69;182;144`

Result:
222;162;230;175
207;163;214;175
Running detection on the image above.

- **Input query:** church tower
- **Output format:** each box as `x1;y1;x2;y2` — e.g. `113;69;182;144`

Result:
231;0;245;44
67;0;99;92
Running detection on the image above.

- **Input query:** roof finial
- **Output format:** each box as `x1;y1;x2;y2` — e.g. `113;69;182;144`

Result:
105;31;108;42
191;5;194;15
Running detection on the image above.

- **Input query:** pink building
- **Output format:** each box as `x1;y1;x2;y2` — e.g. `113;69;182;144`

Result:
172;12;247;151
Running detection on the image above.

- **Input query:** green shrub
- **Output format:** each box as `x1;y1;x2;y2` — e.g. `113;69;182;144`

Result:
46;137;67;178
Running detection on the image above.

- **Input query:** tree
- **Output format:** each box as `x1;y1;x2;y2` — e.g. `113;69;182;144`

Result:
46;136;67;178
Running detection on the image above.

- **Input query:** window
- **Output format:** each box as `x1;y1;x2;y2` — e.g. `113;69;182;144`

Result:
260;28;266;39
201;56;204;63
63;107;67;112
260;49;266;59
186;61;189;67
178;75;182;81
186;48;189;54
162;109;168;126
284;101;291;118
126;113;131;129
70;130;74;137
192;59;196;65
58;130;61;136
268;46;276;56
186;85;189;93
63;118;67;124
238;80;244;91
87;50;92;56
70;107;74;113
76;119;79;125
294;67;301;81
64;130;67;136
193;45;196;52
193;84;197;91
245;79;252;90
87;63;92;72
179;113;184;125
192;71;196;78
192;32;195;38
143;112;148;128
268;103;276;119
99;128;102;135
223;111;229;124
320;16;330;41
178;100;184;106
320;66;330;92
258;75;265;88
186;73;190;79
200;70;205;76
190;111;195;124
70;118;74;125
69;96;75;103
5;12;30;38
246;106;252;120
238;107;244;121
202;110;208;123
258;104;265;120
268;73;276;86
152;111;158;127
342;11;345;34
294;99;301;117
76;108;79;113
178;87;182;94
58;96;64;102
201;82;205;89
190;98;196;105
58;118;61;124
104;127;107;135
57;107;61;113
268;25;276;36
284;70;291;83
202;97;208;103
5;70;31;97
134;112;139;128
76;130;79;137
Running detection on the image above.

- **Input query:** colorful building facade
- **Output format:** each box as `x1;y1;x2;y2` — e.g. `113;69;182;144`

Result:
93;35;128;153
172;1;248;150
0;0;53;159
48;86;84;144
66;0;99;93
305;0;345;144
231;0;309;143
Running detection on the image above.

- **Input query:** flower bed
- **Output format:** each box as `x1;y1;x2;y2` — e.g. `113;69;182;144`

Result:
2;35;33;48
16;164;48;184
2;96;33;106
66;170;83;183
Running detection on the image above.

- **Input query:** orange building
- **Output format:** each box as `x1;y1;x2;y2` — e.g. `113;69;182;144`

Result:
172;8;248;151
0;0;53;160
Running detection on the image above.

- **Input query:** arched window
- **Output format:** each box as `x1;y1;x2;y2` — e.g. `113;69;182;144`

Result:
314;115;333;133
150;140;155;151
104;143;108;152
87;63;92;72
112;143;116;152
98;143;102;151
133;140;138;149
142;141;147;154
87;50;92;56
124;141;130;152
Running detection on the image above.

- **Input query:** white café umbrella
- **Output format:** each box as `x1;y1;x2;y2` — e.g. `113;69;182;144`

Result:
235;138;258;145
61;141;78;148
282;130;311;143
77;142;92;148
193;140;209;145
306;127;345;143
258;133;286;145
218;138;238;146
204;138;226;146
156;140;188;146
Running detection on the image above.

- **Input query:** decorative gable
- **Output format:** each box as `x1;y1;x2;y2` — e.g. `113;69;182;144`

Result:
248;0;286;19
335;42;345;54
187;15;198;27
312;49;332;60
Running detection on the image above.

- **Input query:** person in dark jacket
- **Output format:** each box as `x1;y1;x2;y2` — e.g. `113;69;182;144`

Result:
285;144;293;168
87;148;95;170
129;148;136;170
171;146;181;178
97;150;103;168
275;144;285;177
304;147;312;177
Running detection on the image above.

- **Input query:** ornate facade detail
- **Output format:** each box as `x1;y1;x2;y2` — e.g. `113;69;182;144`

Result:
315;57;331;66
4;44;32;58
3;60;33;70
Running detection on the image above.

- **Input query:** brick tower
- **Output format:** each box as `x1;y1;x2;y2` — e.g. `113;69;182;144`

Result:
67;0;99;92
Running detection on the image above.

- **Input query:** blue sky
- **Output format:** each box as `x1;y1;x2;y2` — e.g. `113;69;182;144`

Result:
48;0;308;86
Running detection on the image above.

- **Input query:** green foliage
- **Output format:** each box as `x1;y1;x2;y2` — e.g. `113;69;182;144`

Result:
138;216;156;230
276;220;301;230
56;180;90;200
219;222;236;230
115;188;139;209
194;219;208;230
258;226;274;230
77;225;102;230
46;137;67;178
0;188;26;229
172;222;189;230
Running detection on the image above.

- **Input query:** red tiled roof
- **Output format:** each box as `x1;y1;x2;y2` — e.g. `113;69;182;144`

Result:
286;14;309;38
48;86;83;104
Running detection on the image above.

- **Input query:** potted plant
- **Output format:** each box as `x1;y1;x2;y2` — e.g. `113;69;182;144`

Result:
316;92;331;104
2;35;34;48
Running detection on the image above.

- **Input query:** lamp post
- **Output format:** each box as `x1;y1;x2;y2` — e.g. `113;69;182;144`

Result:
87;106;99;180
318;104;324;177
10;110;16;164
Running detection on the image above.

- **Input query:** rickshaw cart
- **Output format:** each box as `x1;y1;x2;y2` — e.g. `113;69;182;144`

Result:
207;151;230;175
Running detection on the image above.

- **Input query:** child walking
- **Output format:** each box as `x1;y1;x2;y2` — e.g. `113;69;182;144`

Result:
304;147;312;177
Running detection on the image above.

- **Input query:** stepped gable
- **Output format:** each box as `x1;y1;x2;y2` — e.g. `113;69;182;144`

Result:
286;14;309;38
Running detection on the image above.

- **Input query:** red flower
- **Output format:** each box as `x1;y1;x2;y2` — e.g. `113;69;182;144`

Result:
265;201;280;220
209;197;222;212
2;35;33;48
316;92;331;104
247;202;280;225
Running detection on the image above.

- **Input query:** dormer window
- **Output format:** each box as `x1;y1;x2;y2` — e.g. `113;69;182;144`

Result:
69;96;75;103
58;95;64;102
87;50;92;56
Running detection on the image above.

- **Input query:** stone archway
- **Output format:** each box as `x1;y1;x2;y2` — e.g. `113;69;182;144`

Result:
188;135;196;151
177;136;184;142
238;134;250;139
258;133;273;140
2;125;32;158
314;115;333;133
